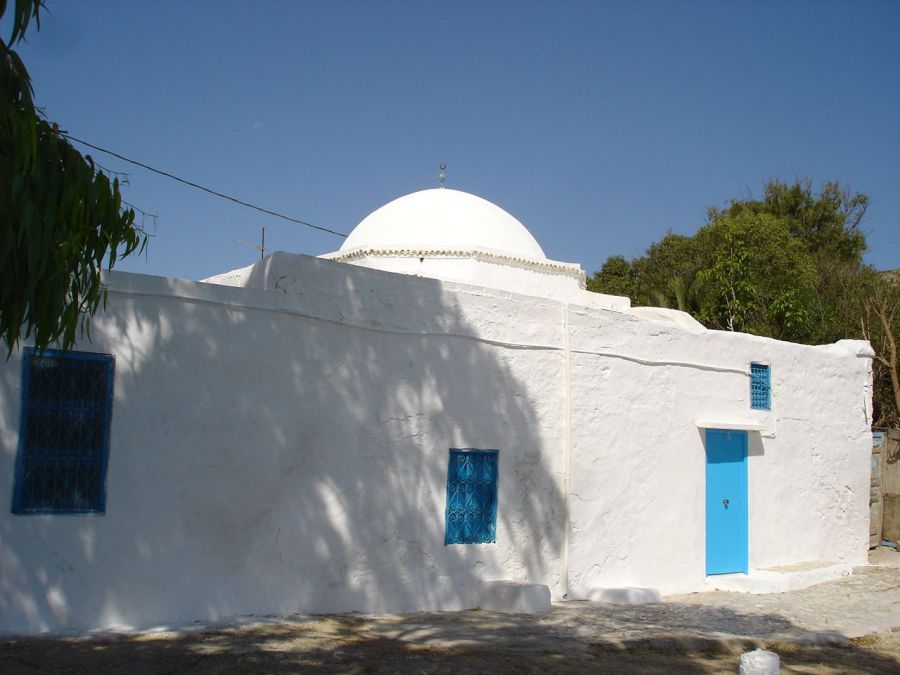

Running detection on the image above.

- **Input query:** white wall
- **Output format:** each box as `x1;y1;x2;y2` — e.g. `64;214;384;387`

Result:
0;260;567;633
0;252;872;633
565;307;872;597
207;250;630;312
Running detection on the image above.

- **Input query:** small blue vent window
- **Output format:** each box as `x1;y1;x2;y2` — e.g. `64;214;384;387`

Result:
750;362;771;410
445;449;498;545
12;349;114;514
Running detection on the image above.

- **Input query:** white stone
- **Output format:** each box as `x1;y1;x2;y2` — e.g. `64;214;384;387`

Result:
478;581;551;614
739;648;780;674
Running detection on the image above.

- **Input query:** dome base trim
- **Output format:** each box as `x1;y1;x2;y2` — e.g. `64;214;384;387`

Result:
322;246;586;280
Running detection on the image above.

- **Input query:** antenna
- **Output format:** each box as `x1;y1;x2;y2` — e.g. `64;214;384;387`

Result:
234;226;267;260
439;163;446;188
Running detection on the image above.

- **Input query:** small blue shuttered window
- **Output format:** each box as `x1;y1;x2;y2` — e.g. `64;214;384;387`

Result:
750;362;771;410
445;449;498;545
12;349;115;514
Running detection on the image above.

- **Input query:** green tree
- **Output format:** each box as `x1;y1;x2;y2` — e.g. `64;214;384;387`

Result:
693;212;817;340
708;179;870;343
587;255;635;298
1;0;146;355
708;178;867;266
631;233;700;307
649;272;705;315
859;270;900;428
587;233;702;308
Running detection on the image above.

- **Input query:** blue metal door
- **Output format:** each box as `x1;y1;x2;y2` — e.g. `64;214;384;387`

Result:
705;429;748;575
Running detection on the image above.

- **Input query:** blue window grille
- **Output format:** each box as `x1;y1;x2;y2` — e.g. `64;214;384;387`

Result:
750;362;771;410
12;349;115;514
445;449;498;545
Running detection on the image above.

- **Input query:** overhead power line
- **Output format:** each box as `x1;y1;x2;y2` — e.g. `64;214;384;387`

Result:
61;133;349;238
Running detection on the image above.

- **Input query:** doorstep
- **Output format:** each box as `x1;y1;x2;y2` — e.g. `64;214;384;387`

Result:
705;561;854;593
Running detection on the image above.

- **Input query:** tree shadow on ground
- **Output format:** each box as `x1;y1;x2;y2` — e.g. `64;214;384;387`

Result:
0;607;898;674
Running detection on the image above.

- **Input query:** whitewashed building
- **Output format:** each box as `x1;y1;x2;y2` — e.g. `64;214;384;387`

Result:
0;188;874;634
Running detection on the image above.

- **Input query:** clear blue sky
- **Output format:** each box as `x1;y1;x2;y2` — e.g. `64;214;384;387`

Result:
7;1;900;280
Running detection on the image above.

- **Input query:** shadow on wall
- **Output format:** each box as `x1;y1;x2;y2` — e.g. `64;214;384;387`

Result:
0;259;565;632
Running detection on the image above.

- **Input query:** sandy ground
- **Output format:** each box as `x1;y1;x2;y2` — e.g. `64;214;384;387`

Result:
1;618;898;674
2;554;899;673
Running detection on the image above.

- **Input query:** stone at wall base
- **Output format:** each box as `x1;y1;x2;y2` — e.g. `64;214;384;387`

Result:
477;581;551;614
586;587;662;605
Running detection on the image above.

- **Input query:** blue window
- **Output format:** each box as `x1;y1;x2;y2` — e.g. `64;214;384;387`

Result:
750;362;771;410
12;349;115;514
445;449;498;545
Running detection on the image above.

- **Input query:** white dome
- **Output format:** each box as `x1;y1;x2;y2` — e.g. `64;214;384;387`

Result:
339;188;547;260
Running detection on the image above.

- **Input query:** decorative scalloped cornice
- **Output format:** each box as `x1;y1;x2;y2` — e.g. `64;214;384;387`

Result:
324;247;586;279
